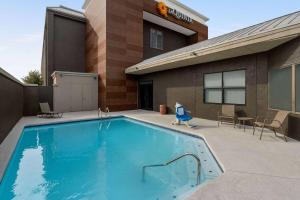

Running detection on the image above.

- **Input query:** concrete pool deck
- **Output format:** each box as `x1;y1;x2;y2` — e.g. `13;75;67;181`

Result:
0;110;300;200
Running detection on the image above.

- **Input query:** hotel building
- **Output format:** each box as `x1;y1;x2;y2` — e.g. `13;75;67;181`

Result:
41;0;300;140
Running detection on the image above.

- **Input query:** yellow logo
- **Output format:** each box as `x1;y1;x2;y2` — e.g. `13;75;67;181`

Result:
157;2;168;17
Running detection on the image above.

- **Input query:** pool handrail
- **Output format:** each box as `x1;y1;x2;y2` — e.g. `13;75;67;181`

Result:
142;153;201;185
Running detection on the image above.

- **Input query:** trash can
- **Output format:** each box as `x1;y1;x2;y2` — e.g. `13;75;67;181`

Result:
160;105;167;115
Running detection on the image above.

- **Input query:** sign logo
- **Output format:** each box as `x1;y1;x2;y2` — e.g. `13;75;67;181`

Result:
157;2;193;23
157;2;168;17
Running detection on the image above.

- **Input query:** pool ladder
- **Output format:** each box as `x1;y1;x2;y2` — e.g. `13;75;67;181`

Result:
98;107;110;119
98;107;111;130
142;153;201;185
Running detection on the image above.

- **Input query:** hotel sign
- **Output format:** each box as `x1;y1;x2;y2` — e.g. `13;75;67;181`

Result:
157;2;193;23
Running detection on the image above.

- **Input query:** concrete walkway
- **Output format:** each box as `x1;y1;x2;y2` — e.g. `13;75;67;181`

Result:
0;110;299;200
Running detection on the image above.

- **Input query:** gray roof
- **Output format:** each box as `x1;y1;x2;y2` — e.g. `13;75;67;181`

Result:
47;6;85;19
133;10;300;67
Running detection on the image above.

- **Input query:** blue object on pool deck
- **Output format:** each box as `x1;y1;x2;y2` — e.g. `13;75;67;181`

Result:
0;117;222;200
176;106;192;122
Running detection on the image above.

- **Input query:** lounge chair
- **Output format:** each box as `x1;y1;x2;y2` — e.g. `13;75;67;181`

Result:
217;105;236;127
172;103;192;128
253;111;289;142
39;103;63;118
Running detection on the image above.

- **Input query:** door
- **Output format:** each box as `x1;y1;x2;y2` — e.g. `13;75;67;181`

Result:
139;80;153;110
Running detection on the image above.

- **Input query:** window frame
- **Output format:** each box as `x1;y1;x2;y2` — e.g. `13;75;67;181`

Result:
203;69;247;105
267;64;300;113
150;28;164;50
296;64;300;113
268;65;293;112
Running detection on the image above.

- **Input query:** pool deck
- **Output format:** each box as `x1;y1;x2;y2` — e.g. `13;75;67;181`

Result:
1;110;300;200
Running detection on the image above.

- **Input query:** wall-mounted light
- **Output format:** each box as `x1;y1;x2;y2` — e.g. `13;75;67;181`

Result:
191;52;198;56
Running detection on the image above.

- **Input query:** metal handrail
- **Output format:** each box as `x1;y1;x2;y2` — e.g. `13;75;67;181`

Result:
105;107;111;129
142;153;201;185
105;107;110;118
98;108;102;118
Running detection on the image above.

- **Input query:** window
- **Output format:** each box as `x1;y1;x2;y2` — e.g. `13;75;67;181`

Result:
269;67;292;111
296;65;300;112
204;70;246;105
204;73;222;103
150;28;163;50
223;70;246;104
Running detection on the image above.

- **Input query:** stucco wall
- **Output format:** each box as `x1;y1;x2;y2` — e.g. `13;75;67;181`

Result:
0;69;53;144
140;53;268;120
43;11;86;86
0;73;23;144
138;37;300;140
23;86;53;116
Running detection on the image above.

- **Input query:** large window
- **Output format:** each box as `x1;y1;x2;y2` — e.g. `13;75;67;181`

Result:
150;28;163;50
296;65;300;112
269;67;292;111
204;70;246;105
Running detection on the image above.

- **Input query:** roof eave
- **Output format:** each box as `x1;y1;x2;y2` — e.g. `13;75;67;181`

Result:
126;24;300;75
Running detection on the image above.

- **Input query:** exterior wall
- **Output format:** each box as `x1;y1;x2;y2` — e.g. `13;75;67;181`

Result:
0;68;53;144
85;0;208;111
105;0;143;111
23;86;53;116
138;37;300;140
85;0;143;111
269;37;300;68
52;73;98;113
139;54;267;120
85;0;107;110
143;20;189;59
42;10;86;86
0;73;23;144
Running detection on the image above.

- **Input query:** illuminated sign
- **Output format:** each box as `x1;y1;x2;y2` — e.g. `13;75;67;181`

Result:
157;1;193;23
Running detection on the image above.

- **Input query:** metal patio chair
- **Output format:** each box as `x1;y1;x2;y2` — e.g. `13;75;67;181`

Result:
253;111;289;142
39;102;63;118
217;105;236;127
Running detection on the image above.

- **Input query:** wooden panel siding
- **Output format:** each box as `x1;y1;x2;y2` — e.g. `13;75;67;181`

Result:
85;0;107;109
85;0;208;111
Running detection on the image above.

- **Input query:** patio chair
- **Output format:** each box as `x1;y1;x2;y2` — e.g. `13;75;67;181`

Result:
252;111;289;142
172;103;192;128
217;105;236;127
39;102;63;118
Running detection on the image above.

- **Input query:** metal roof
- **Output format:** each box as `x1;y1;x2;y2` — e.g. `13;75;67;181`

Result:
47;6;85;19
126;11;300;74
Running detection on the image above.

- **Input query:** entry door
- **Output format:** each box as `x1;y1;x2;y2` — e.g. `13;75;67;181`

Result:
139;80;153;110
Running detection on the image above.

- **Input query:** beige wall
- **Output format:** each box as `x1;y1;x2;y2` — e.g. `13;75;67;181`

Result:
53;72;98;112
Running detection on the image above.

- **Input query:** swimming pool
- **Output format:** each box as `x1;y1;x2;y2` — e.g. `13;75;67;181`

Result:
0;117;222;200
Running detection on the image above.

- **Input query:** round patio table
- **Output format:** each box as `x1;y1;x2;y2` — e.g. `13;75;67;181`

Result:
237;117;254;132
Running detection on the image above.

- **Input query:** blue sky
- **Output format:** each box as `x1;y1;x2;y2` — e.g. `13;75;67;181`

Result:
1;0;300;80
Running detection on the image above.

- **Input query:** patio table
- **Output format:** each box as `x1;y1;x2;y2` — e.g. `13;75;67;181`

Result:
237;117;254;132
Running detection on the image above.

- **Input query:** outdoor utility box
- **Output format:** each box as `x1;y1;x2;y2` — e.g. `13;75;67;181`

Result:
52;71;98;113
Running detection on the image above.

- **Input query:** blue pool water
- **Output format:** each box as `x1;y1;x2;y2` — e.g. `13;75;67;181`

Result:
0;117;222;200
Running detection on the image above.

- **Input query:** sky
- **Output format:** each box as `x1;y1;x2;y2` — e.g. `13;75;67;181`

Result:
0;0;300;81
